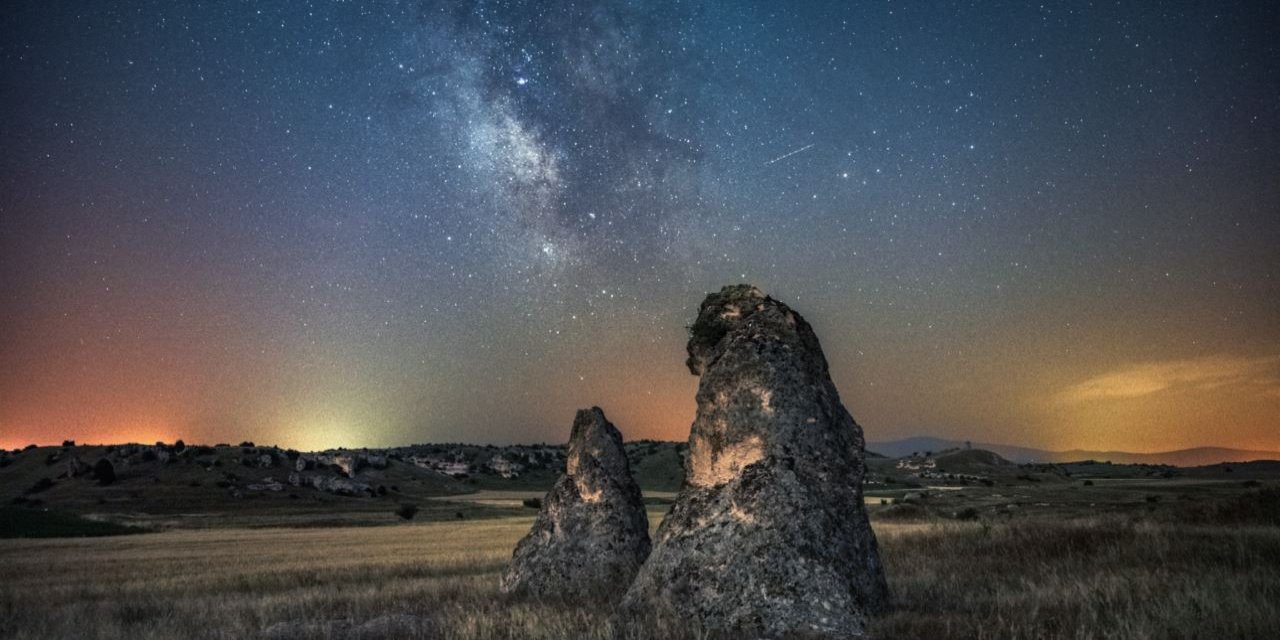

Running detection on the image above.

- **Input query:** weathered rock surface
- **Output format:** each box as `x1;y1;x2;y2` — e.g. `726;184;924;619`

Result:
501;407;650;599
620;285;889;637
65;456;89;478
247;477;284;492
334;453;359;477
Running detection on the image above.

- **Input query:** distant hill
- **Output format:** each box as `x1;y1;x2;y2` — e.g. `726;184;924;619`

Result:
0;443;470;525
868;436;1280;467
931;448;1014;472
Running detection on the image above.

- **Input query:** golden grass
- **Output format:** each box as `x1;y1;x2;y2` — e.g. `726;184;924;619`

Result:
1;515;1277;639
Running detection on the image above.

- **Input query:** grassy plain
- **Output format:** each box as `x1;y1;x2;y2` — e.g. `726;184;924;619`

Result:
3;500;1278;639
3;443;1278;638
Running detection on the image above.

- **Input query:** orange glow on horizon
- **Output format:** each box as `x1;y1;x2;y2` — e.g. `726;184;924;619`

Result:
0;417;180;450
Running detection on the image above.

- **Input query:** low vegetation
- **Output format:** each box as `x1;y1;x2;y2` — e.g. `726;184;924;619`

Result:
3;442;1277;638
396;503;420;521
2;504;1277;639
0;508;147;539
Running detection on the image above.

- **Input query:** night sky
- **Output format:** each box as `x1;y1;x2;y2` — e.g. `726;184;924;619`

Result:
2;1;1277;453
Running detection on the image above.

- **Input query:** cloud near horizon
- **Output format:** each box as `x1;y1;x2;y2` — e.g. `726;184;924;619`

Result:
1058;355;1280;404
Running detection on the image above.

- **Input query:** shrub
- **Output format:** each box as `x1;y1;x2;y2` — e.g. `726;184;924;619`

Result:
877;503;928;521
61;440;75;448
140;450;157;462
172;440;185;453
396;504;419;521
1145;495;1162;503
1083;480;1094;486
522;497;543;509
92;459;116;486
955;507;980;520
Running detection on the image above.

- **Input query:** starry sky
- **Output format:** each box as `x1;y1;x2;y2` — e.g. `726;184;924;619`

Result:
2;1;1277;453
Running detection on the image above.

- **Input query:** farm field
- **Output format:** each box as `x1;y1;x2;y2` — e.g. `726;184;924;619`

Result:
4;442;1279;639
3;500;1278;640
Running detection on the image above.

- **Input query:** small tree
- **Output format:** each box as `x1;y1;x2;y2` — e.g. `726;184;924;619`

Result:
396;503;419;521
93;459;117;486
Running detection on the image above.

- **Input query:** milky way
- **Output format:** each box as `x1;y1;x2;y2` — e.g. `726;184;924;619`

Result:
1;1;1277;452
406;0;705;277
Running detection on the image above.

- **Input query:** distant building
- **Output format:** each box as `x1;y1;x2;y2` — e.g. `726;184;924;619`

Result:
895;457;937;471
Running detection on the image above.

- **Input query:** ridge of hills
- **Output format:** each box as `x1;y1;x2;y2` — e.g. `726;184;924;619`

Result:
867;436;1280;467
4;438;1278;533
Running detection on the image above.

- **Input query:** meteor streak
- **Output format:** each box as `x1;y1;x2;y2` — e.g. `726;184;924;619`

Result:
764;143;815;166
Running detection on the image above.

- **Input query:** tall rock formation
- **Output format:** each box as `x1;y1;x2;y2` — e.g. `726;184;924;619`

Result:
501;407;650;600
621;285;889;637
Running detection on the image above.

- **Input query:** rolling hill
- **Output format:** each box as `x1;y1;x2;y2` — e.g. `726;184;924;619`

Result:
868;436;1280;467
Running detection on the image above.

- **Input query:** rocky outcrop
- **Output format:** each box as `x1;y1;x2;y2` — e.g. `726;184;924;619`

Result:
65;456;89;478
620;285;889;637
297;474;372;496
247;477;284;492
334;453;359;477
501;407;650;600
296;451;387;477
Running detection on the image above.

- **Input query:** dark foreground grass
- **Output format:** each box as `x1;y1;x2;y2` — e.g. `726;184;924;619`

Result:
0;512;1276;639
870;516;1280;640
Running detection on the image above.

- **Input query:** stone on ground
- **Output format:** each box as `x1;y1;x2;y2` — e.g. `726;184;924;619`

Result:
620;284;889;637
501;407;650;600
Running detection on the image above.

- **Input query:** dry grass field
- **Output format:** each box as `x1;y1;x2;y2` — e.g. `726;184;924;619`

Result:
2;509;1278;640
